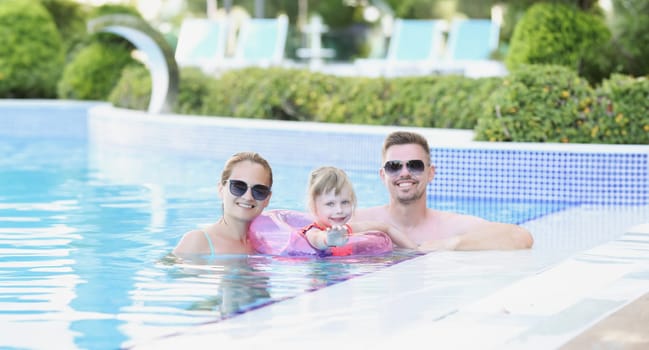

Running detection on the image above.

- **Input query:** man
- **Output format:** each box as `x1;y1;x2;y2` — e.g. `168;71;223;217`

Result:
352;131;534;251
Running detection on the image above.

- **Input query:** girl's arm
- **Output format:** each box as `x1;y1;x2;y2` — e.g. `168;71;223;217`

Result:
305;225;351;250
304;228;328;250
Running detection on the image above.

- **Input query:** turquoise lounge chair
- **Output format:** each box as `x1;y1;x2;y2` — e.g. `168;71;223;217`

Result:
174;18;228;73
226;14;289;69
385;18;446;76
446;19;499;61
442;19;506;77
355;18;446;77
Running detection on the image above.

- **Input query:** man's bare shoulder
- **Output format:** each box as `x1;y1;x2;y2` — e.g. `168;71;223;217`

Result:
429;209;488;228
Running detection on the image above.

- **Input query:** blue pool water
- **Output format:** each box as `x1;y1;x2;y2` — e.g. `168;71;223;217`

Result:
0;132;568;349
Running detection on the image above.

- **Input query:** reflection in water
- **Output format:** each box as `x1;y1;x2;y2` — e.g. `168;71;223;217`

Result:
164;254;273;318
160;250;420;319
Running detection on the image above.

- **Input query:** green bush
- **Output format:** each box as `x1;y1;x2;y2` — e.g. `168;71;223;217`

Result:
196;70;501;129
419;76;500;129
57;41;136;100
382;76;501;129
474;65;596;143
610;0;649;77
384;76;443;127
271;69;341;121
506;2;611;84
0;0;64;98
172;67;216;115
203;68;285;119
108;64;648;145
40;0;89;60
588;74;649;144
316;76;389;124
108;63;150;110
86;2;141;47
56;3;142;100
203;68;330;120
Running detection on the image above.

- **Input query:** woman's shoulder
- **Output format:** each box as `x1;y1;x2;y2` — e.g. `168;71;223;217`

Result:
173;228;212;255
183;228;210;239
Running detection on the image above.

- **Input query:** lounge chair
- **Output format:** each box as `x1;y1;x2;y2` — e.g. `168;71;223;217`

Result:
355;19;446;77
174;18;228;73
223;14;289;69
440;19;506;77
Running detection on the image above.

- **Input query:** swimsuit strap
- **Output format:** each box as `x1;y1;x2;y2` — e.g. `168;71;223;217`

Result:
202;230;216;256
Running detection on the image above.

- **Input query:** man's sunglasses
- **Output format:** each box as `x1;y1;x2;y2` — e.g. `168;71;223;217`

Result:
383;160;426;176
227;179;271;201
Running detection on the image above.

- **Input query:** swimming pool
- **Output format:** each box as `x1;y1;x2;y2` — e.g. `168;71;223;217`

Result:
1;100;648;349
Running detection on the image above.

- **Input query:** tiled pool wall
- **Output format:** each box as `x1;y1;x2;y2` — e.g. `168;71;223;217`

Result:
431;147;649;204
0;100;95;140
3;100;649;206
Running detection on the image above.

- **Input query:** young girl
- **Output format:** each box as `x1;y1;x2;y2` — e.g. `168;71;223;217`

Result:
173;152;273;256
300;166;418;255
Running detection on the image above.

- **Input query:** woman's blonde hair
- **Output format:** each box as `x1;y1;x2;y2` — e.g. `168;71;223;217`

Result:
306;166;356;213
220;151;273;187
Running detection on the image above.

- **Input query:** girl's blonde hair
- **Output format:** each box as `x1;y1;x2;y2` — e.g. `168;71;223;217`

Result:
306;166;357;213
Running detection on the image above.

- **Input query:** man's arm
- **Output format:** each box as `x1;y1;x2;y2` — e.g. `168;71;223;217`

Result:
419;219;534;251
349;221;418;249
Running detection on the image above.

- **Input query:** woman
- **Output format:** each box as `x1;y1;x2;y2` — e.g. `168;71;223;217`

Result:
173;151;273;256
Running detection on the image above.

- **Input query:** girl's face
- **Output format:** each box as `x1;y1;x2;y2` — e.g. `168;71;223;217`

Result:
313;187;354;227
219;161;272;222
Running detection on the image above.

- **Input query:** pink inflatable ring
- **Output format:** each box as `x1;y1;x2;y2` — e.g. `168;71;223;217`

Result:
248;209;393;257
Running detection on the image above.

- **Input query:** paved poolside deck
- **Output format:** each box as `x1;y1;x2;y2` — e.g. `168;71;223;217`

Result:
561;291;649;349
560;223;649;350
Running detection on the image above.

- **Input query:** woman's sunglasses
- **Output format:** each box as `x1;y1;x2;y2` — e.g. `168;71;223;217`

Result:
227;179;271;201
383;160;426;176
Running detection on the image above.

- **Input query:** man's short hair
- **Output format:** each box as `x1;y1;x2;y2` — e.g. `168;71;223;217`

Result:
382;131;431;159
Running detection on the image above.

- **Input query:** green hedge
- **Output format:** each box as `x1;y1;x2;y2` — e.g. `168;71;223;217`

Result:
108;63;150;110
110;65;648;145
610;0;649;77
0;0;64;98
589;74;649;144
474;65;649;144
56;3;141;100
40;0;89;60
475;65;595;143
57;41;136;100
